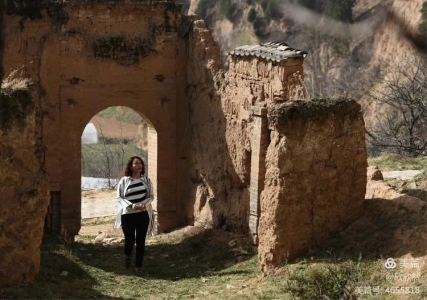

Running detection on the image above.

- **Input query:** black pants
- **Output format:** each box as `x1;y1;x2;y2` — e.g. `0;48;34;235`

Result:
121;211;149;268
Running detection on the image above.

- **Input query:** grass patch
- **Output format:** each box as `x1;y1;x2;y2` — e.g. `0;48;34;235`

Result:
282;256;381;299
368;153;427;171
1;229;262;299
1;226;417;299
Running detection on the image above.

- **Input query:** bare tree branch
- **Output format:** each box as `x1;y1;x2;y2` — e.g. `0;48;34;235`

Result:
364;54;427;157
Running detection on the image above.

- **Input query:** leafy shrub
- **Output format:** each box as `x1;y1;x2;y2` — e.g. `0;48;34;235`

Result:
264;0;282;20
323;0;356;23
252;16;270;38
258;0;269;10
247;8;257;23
195;0;209;20
294;0;324;13
284;260;360;299
220;0;235;21
293;0;316;10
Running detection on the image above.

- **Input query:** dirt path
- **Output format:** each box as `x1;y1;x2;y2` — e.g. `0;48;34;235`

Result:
81;189;117;219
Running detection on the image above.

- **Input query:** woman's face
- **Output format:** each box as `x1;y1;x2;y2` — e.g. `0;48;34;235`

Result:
132;158;144;174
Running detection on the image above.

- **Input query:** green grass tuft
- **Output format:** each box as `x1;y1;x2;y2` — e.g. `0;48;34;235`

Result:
1;221;424;299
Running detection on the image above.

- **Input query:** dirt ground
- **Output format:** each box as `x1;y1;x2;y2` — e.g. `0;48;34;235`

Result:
81;189;117;219
79;168;427;276
317;167;427;282
80;189;120;237
79;216;122;237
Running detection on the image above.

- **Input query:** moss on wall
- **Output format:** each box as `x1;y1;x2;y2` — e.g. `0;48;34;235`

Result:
6;0;180;30
268;98;361;127
155;0;182;32
0;89;33;130
92;36;156;65
6;0;68;29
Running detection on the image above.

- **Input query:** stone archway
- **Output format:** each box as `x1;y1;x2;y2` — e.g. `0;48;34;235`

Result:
52;85;178;238
79;106;152;219
0;1;188;239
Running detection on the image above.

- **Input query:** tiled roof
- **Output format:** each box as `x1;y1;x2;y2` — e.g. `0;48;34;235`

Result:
228;42;308;62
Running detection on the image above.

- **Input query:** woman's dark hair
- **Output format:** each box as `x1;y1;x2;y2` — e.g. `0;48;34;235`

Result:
123;156;145;177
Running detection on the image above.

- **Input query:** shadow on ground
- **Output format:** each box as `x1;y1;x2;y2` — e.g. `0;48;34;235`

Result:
402;188;427;203
1;228;257;299
303;195;427;262
0;235;122;299
75;228;254;280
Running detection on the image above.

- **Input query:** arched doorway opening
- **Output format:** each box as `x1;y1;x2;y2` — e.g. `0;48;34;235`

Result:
44;83;179;240
80;106;150;222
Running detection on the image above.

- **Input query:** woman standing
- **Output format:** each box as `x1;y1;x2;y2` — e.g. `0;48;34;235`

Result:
114;156;155;277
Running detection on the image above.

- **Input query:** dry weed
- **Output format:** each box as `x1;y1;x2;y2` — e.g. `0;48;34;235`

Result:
1;66;32;95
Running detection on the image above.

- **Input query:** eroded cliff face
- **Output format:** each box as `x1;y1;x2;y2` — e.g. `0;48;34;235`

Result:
0;89;50;286
258;99;367;272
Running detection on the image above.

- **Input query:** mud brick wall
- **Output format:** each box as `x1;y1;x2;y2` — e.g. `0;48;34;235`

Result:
258;98;367;272
0;89;50;286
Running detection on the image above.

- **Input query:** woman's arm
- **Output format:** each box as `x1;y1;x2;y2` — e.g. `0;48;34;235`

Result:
117;177;133;210
141;177;154;206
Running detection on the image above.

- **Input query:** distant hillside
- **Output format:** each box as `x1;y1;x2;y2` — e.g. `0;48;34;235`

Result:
89;116;139;140
96;106;143;125
188;0;426;154
188;0;423;81
89;107;148;150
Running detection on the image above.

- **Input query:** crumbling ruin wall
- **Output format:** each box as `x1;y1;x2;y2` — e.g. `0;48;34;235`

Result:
180;30;309;231
221;56;305;184
258;98;367;272
0;89;50;286
178;16;236;229
3;0;184;237
0;1;369;285
1;0;183;285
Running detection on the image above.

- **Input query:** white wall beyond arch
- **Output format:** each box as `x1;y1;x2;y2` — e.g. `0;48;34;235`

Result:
82;123;98;144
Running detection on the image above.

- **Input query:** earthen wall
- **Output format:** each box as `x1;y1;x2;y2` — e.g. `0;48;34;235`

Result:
3;1;184;237
0;89;50;285
258;99;368;272
0;1;369;285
